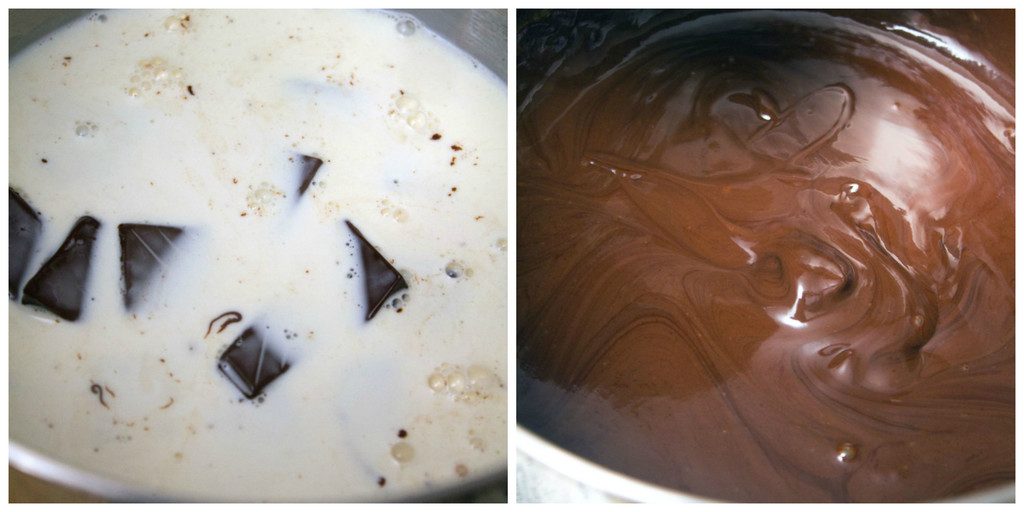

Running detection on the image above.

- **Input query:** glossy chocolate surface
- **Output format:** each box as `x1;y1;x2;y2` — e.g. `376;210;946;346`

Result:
518;10;1014;502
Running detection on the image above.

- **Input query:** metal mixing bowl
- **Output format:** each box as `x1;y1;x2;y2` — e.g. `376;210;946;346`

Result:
8;8;507;502
515;9;1014;503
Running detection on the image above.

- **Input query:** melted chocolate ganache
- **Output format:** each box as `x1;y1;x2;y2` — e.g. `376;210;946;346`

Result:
517;10;1014;502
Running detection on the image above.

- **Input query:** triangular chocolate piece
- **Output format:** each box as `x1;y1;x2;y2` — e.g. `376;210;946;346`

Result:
22;216;101;321
345;220;408;321
296;154;323;196
9;188;43;300
217;326;290;399
118;223;184;310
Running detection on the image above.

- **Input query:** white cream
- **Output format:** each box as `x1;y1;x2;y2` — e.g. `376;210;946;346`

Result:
10;10;506;501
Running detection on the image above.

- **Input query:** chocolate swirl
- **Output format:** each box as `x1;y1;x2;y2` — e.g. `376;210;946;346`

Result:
517;10;1014;502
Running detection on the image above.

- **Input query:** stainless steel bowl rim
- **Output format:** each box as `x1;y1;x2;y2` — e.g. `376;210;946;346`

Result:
516;9;1012;504
518;425;1014;502
9;8;507;502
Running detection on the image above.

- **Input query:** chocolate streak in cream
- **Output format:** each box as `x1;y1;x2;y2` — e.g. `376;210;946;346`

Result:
517;11;1014;502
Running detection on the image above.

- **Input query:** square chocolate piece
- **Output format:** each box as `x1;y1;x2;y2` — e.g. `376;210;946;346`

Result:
217;326;290;399
118;223;184;311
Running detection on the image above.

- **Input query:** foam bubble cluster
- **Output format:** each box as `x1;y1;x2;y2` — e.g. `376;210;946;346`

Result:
378;198;410;223
74;121;99;138
387;92;439;136
127;57;185;98
427;363;501;403
246;182;286;216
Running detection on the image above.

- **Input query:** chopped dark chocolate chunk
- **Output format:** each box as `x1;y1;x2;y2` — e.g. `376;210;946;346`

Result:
22;216;100;321
345;220;408;321
118;223;184;310
296;154;324;196
9;189;43;299
218;326;290;399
